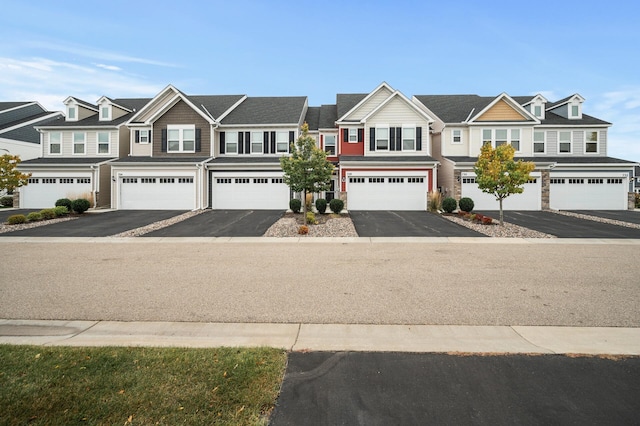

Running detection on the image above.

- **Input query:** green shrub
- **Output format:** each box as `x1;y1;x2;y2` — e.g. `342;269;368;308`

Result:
39;208;56;220
635;193;640;209
26;212;42;222
0;196;13;207
55;198;73;210
329;198;344;214
315;198;327;214
442;197;457;213
7;214;26;225
306;211;317;224
289;198;302;213
71;198;91;214
54;206;69;216
459;197;474;212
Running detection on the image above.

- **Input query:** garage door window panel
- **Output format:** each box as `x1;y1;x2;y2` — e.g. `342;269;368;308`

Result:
73;132;85;155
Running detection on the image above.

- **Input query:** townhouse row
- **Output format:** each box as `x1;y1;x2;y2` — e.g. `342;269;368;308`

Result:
16;83;638;211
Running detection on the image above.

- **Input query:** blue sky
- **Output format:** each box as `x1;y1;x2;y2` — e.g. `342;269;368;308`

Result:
1;0;638;160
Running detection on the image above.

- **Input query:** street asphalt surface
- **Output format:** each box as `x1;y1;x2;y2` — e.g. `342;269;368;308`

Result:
350;211;486;237
478;210;640;238
1;241;638;327
270;352;640;425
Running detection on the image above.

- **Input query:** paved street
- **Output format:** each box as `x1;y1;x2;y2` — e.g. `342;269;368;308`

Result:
1;239;638;326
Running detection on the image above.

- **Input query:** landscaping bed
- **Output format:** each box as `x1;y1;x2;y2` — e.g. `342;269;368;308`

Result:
264;212;358;237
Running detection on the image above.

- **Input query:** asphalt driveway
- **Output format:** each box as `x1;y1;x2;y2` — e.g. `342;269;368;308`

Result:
477;210;640;239
143;210;284;237
350;211;485;237
4;210;186;237
571;210;640;225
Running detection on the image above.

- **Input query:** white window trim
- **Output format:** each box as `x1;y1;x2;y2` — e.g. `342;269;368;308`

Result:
97;131;111;155
72;132;86;155
225;132;238;155
402;126;416;151
451;128;463;144
558;131;573;154
348;128;358;143
276;132;289;154
375;127;389;151
100;105;111;121
250;131;263;154
481;128;521;152
584;130;600;154
67;106;77;121
533;130;546;154
323;134;336;155
48;132;62;155
569;102;581;119
139;129;150;144
167;124;196;153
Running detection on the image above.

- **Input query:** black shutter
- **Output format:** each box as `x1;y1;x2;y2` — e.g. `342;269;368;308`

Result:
416;127;422;151
161;129;167;152
396;127;402;151
135;130;140;143
390;127;396;151
289;131;295;143
343;128;348;143
195;128;201;152
220;132;225;154
264;131;269;154
245;131;250;154
357;128;364;143
238;132;244;154
370;128;376;151
270;131;276;153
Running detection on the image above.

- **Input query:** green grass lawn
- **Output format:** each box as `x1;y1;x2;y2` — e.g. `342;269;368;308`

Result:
0;345;287;425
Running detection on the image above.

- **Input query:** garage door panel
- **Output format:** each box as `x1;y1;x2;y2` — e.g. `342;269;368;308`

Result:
549;177;628;210
461;177;541;211
120;177;194;210
348;176;427;211
21;177;92;208
212;176;289;210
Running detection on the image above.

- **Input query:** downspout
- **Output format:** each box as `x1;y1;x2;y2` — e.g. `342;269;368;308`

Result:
90;164;97;208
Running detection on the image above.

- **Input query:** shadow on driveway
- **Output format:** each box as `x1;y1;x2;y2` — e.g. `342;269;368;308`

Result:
4;210;186;237
350;211;485;237
143;210;284;237
478;210;640;238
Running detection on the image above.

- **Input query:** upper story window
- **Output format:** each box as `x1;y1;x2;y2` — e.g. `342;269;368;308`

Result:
534;105;542;118
100;106;111;121
452;129;462;144
349;128;357;143
376;128;389;150
97;132;110;154
585;131;599;153
276;132;289;153
402;127;416;151
533;131;546;153
139;130;149;143
167;125;195;153
324;135;336;155
49;132;62;155
225;132;238;154
73;132;85;154
482;128;521;151
67;106;76;120
251;132;263;154
559;131;572;153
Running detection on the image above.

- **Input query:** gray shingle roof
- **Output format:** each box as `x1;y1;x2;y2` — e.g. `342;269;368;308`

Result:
19;157;115;165
208;156;283;164
40;98;152;128
111;156;211;164
540;111;610;126
1;114;63;144
187;95;245;120
336;94;367;120
319;104;337;129
0;102;33;112
220;97;307;125
444;156;637;165
338;155;437;163
304;107;320;130
0;103;46;128
0;111;52;132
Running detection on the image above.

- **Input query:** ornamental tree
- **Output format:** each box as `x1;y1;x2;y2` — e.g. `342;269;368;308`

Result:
280;123;334;224
474;144;535;225
0;154;31;194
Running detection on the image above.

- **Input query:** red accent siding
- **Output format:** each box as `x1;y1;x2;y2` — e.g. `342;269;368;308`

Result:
339;127;364;156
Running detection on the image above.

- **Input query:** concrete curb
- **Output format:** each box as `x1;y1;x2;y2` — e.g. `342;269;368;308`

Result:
1;320;638;355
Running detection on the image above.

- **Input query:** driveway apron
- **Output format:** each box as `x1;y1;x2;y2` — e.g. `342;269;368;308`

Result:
350;211;485;237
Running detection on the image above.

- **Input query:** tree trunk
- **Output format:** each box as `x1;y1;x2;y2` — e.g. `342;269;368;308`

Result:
302;189;307;224
499;198;504;226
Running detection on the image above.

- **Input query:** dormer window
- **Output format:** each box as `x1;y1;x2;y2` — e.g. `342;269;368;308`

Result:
529;95;547;120
570;104;580;118
68;106;76;120
100;105;111;121
534;105;542;117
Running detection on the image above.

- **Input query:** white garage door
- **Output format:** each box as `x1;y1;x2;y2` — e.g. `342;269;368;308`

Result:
549;176;628;210
21;176;92;208
461;174;541;211
120;177;195;210
347;175;428;211
211;175;289;209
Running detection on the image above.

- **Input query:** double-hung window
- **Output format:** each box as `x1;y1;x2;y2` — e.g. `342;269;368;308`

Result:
482;129;492;146
97;132;110;154
324;135;336;155
49;132;62;154
167;125;195;153
495;129;508;147
452;129;462;144
251;132;263;154
68;107;76;120
482;129;520;151
402;127;415;151
585;131;599;153
101;106;110;120
276;132;289;153
348;128;357;143
139;130;149;143
559;131;572;153
225;132;238;154
376;128;389;150
73;132;85;154
510;129;520;151
534;105;542;118
533;131;545;153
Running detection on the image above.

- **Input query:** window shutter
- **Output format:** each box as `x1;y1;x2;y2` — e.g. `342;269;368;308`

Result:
135;130;140;143
357;128;364;143
390;127;396;151
370;128;376;151
396;128;402;151
220;131;225;154
416;127;422;151
289;131;295;143
342;128;348;143
161;129;167;152
270;131;276;153
264;131;269;154
195;128;201;152
238;132;244;154
245;132;250;154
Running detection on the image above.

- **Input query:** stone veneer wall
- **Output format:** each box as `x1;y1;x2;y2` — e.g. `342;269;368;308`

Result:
540;170;550;210
629;192;636;210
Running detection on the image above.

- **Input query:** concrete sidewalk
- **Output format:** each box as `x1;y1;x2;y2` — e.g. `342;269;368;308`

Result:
1;320;638;355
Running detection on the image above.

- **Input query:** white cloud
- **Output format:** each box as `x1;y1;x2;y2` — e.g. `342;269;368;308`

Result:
95;63;122;71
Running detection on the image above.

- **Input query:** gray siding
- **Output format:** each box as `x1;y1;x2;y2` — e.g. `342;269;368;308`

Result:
152;100;211;157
